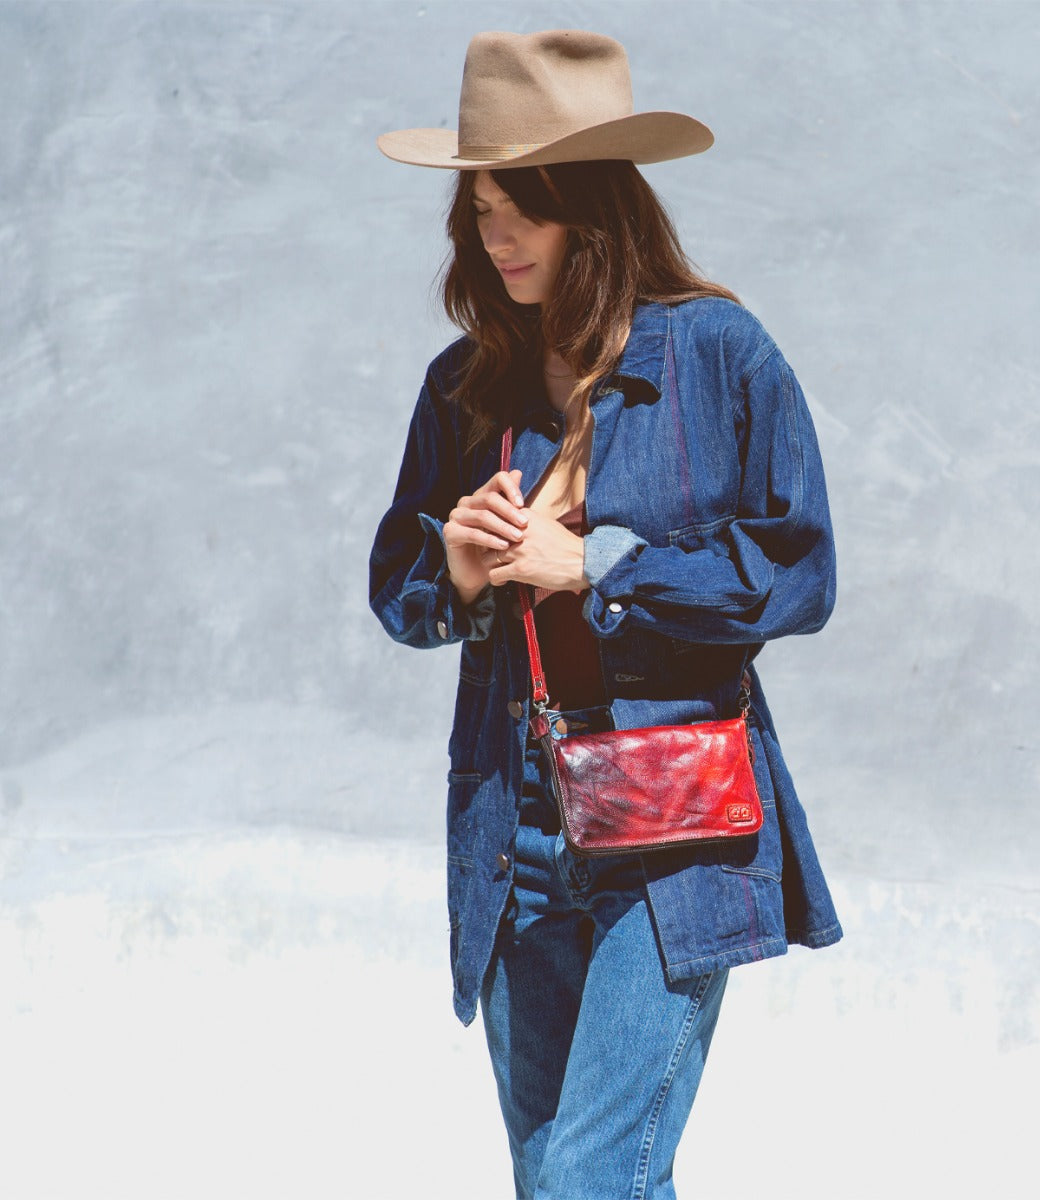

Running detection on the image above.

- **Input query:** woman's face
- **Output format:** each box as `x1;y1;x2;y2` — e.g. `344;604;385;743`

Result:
472;171;568;307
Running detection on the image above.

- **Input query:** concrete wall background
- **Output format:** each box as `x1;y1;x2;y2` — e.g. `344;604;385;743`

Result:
2;0;1036;875
0;4;1037;1197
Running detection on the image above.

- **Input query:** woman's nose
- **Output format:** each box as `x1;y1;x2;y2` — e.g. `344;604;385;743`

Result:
482;211;517;253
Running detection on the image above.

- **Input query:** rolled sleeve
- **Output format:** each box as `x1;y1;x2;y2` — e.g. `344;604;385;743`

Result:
369;349;497;650
415;512;495;643
582;524;644;637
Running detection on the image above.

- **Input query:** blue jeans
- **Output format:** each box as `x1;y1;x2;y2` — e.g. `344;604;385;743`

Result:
480;739;729;1200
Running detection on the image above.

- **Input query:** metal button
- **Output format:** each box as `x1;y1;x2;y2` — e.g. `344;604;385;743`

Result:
436;619;449;639
608;602;623;614
555;718;569;736
496;852;511;872
507;700;524;719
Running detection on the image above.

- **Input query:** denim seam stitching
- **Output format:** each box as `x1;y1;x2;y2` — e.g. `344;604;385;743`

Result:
663;936;788;975
741;341;779;387
631;971;711;1200
720;864;783;884
788;921;843;945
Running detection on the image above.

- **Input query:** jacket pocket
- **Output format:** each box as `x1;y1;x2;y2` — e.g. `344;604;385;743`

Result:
667;515;733;550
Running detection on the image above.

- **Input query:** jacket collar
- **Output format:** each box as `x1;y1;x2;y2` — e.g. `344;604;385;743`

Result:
611;302;669;399
511;302;670;428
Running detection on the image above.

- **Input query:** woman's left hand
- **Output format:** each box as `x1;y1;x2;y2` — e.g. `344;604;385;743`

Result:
484;509;588;593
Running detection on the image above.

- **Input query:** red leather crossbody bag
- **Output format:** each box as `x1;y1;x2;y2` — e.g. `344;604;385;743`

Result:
501;429;763;857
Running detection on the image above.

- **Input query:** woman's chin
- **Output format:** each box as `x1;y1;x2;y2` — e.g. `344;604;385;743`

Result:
503;283;548;307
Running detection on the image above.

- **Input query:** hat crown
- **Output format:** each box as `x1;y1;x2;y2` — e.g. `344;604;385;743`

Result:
457;30;634;159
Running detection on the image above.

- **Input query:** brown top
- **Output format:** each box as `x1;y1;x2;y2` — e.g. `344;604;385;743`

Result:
531;503;607;712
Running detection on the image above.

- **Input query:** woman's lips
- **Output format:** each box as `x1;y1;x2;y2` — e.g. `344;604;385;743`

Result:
497;263;534;280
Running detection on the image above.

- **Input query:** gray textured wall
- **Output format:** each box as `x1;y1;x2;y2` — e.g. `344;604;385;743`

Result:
2;0;1036;874
1;4;1038;1197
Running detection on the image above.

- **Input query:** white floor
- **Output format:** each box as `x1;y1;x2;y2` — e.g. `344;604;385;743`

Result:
1;714;1036;1199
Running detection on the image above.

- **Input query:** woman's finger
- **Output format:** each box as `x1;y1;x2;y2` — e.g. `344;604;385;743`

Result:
458;489;529;530
447;505;526;543
487;557;529;587
446;526;512;552
480;546;512;569
475;469;524;507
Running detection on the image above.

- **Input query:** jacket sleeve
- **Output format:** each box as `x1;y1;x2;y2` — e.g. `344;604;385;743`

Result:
369;374;495;649
582;346;836;644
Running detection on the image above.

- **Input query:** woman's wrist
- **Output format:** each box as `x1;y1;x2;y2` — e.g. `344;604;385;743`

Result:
452;576;489;607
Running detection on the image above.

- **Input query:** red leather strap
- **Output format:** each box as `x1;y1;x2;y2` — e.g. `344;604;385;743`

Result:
500;429;548;707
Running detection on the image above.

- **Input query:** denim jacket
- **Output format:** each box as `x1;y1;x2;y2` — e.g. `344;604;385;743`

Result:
370;298;842;1025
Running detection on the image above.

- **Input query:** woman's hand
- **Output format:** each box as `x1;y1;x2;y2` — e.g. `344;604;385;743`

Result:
444;469;528;605
485;509;588;593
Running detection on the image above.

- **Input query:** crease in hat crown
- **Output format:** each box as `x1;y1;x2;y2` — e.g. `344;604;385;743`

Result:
456;31;633;160
377;29;714;170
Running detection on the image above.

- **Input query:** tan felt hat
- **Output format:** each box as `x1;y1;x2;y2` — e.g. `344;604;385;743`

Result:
377;29;713;170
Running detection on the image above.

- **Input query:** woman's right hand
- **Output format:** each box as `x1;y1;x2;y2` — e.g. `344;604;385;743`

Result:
444;469;527;605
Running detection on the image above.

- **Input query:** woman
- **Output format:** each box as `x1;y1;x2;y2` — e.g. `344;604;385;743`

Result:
370;30;841;1200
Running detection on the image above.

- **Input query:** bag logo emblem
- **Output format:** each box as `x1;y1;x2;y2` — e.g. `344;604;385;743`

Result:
727;803;754;823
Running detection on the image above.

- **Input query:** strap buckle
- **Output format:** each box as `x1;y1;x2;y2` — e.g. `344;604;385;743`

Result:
738;670;752;717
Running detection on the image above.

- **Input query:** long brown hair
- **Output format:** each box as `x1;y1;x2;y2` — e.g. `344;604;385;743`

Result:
441;160;739;448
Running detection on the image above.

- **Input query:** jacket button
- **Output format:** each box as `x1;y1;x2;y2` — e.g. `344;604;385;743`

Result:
436;619;449;639
555;718;569;736
608;602;623;614
496;852;511;872
507;700;524;719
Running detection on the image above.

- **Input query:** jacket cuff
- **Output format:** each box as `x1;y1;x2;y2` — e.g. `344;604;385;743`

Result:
418;512;495;642
582;524;645;637
583;524;643;587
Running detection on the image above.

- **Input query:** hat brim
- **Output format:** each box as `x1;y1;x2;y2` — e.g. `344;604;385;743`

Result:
377;111;713;170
